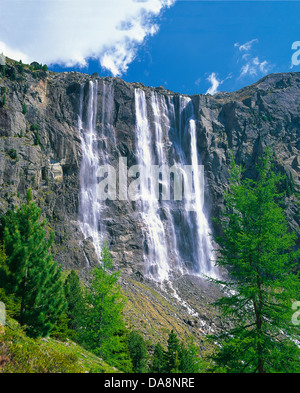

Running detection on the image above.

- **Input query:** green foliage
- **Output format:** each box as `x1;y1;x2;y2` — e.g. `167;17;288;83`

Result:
0;189;66;338
105;328;133;373
149;330;204;373
165;329;180;372
0;317;118;373
30;123;39;131
150;342;165;373
18;62;25;76
49;312;72;342
210;149;300;373
64;270;85;340
128;330;148;373
178;338;206;373
0;244;21;319
8;148;18;160
22;103;27;115
282;171;296;197
1;92;6;107
78;242;132;372
30;124;40;145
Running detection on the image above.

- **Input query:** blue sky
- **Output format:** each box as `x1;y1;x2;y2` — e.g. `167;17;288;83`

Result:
1;1;300;95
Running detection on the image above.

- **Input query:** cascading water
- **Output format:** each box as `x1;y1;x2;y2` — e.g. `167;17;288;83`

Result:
170;95;217;278
101;79;115;145
185;100;217;278
78;80;103;260
77;79;217;281
133;88;217;280
134;89;170;281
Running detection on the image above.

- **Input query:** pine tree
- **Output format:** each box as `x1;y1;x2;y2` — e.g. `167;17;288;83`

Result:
150;342;166;373
0;189;66;338
106;328;133;373
210;150;300;373
128;330;148;373
79;241;130;370
165;329;180;373
0;243;20;319
64;270;85;338
178;339;204;373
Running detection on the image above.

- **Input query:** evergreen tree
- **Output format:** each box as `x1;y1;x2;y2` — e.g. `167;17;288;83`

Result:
165;329;180;373
79;241;131;371
11;69;16;81
128;330;148;373
0;243;20;319
149;342;166;373
0;189;66;338
64;270;85;339
106;328;133;373
210;150;300;372
178;339;204;373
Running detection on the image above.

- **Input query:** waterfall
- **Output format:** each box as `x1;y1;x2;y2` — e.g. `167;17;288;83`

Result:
101;79;115;145
77;80;217;280
174;96;217;278
186;103;217;278
134;89;170;281
78;80;102;260
134;89;217;280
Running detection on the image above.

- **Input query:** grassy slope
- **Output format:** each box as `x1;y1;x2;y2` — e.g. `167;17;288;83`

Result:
0;318;119;373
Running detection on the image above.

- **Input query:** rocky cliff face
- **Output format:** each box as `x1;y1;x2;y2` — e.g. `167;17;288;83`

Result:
0;59;299;341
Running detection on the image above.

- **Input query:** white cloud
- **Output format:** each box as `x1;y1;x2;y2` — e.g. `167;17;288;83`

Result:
205;73;221;95
234;38;258;52
205;72;232;95
235;39;271;78
0;0;176;76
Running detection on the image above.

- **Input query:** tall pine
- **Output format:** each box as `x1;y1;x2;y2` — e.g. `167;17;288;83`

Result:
210;150;300;372
165;329;180;373
150;342;166;373
0;189;66;338
64;269;85;338
79;241;132;372
128;330;148;373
